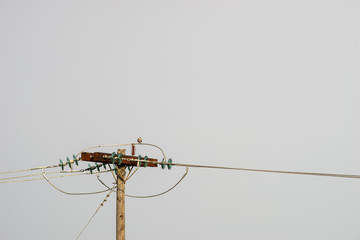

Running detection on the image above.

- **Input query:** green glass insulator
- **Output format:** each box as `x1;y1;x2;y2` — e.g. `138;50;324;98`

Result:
73;154;78;166
67;157;71;169
88;164;93;174
95;163;100;172
167;158;173;170
111;152;116;164
117;153;122;165
113;164;118;175
143;156;148;168
138;155;142;167
161;159;166;170
59;159;64;171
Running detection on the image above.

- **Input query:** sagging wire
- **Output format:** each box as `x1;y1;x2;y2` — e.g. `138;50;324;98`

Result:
125;167;189;198
41;169;114;195
96;172;111;190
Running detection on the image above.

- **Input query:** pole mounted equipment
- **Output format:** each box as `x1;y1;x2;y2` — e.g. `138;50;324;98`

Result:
79;139;159;240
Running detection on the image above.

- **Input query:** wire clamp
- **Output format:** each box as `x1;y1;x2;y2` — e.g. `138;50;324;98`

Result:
41;169;49;181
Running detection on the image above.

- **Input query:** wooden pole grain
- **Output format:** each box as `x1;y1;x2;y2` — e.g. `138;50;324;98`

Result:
116;166;126;240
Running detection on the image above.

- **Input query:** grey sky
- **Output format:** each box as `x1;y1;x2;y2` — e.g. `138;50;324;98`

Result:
0;0;360;239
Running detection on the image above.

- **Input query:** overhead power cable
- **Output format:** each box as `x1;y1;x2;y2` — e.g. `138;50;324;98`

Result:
0;171;100;184
2;139;360;185
75;188;115;240
175;163;360;179
42;169;115;195
125;167;189;198
124;158;360;180
0;142;164;176
0;164;63;175
0;169;86;182
79;141;360;180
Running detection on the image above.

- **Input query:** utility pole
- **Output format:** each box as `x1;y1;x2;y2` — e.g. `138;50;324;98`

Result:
80;145;158;240
116;165;126;240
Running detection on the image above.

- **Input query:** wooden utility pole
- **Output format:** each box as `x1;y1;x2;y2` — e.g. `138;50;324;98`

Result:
116;165;126;240
80;146;158;240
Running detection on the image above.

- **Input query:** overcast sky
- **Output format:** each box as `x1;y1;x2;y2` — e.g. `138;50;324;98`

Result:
1;0;360;239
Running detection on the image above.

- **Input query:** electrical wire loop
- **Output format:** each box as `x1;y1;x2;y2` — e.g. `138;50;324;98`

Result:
42;170;114;195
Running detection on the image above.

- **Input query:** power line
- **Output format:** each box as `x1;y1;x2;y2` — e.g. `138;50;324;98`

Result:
75;188;115;240
125;167;189;198
42;169;115;195
2;140;360;240
175;163;360;179
2;139;360;186
0;164;62;175
0;171;95;184
78;142;360;180
123;158;360;179
0;142;165;176
0;169;86;182
106;162;190;198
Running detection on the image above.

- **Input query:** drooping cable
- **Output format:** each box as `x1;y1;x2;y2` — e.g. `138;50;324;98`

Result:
42;169;113;195
125;167;189;198
96;172;111;190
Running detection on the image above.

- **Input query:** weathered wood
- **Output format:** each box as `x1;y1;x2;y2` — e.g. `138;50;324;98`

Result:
80;152;158;167
116;166;126;240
